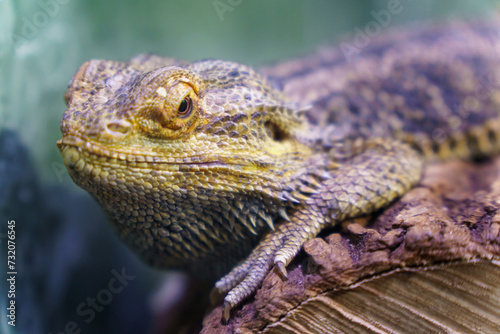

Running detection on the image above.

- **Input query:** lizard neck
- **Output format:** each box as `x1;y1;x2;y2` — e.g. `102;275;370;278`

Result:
59;137;329;276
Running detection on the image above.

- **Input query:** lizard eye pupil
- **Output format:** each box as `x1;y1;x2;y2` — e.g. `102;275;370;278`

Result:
178;97;192;117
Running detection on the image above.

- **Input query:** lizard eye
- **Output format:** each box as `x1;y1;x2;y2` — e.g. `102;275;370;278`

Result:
177;97;193;118
136;68;203;136
161;82;195;119
143;80;201;133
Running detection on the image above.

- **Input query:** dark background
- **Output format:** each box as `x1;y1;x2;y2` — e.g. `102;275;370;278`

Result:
0;1;499;333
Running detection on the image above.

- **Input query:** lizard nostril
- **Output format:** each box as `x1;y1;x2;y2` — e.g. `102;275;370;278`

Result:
106;120;132;135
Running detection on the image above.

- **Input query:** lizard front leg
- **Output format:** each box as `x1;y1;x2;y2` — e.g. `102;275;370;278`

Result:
216;139;424;320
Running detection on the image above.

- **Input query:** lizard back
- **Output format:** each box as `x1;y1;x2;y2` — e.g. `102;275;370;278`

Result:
264;21;500;160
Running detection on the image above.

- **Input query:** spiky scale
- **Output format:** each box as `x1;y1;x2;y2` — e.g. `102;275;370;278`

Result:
278;208;291;222
248;214;257;228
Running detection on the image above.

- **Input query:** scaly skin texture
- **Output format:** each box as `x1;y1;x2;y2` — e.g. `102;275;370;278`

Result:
58;22;500;320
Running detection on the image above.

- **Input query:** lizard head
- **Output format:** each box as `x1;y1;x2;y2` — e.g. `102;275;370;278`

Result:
58;58;314;189
57;57;321;272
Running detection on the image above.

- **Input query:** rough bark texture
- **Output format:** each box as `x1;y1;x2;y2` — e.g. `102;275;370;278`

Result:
202;157;500;333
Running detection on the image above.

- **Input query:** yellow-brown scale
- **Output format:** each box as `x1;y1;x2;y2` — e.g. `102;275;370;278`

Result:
58;21;500;320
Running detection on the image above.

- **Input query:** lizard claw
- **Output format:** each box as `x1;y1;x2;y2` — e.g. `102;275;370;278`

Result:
223;301;233;322
275;260;288;279
209;286;223;305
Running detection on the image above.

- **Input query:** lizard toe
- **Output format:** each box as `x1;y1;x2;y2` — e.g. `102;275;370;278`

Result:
223;253;276;320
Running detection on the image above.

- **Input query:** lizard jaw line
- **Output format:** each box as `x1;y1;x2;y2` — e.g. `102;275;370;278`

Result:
57;136;251;171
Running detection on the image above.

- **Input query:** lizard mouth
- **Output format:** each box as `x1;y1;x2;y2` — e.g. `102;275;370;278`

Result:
57;136;272;197
57;136;254;174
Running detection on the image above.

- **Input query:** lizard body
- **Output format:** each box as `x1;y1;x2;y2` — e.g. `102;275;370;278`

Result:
58;22;500;319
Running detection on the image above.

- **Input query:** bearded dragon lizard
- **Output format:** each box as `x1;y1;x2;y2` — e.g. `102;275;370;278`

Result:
57;21;500;320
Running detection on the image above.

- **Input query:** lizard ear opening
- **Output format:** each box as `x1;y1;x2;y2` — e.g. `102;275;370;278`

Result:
264;120;288;142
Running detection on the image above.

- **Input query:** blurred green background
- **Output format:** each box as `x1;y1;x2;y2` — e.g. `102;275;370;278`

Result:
0;1;499;333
